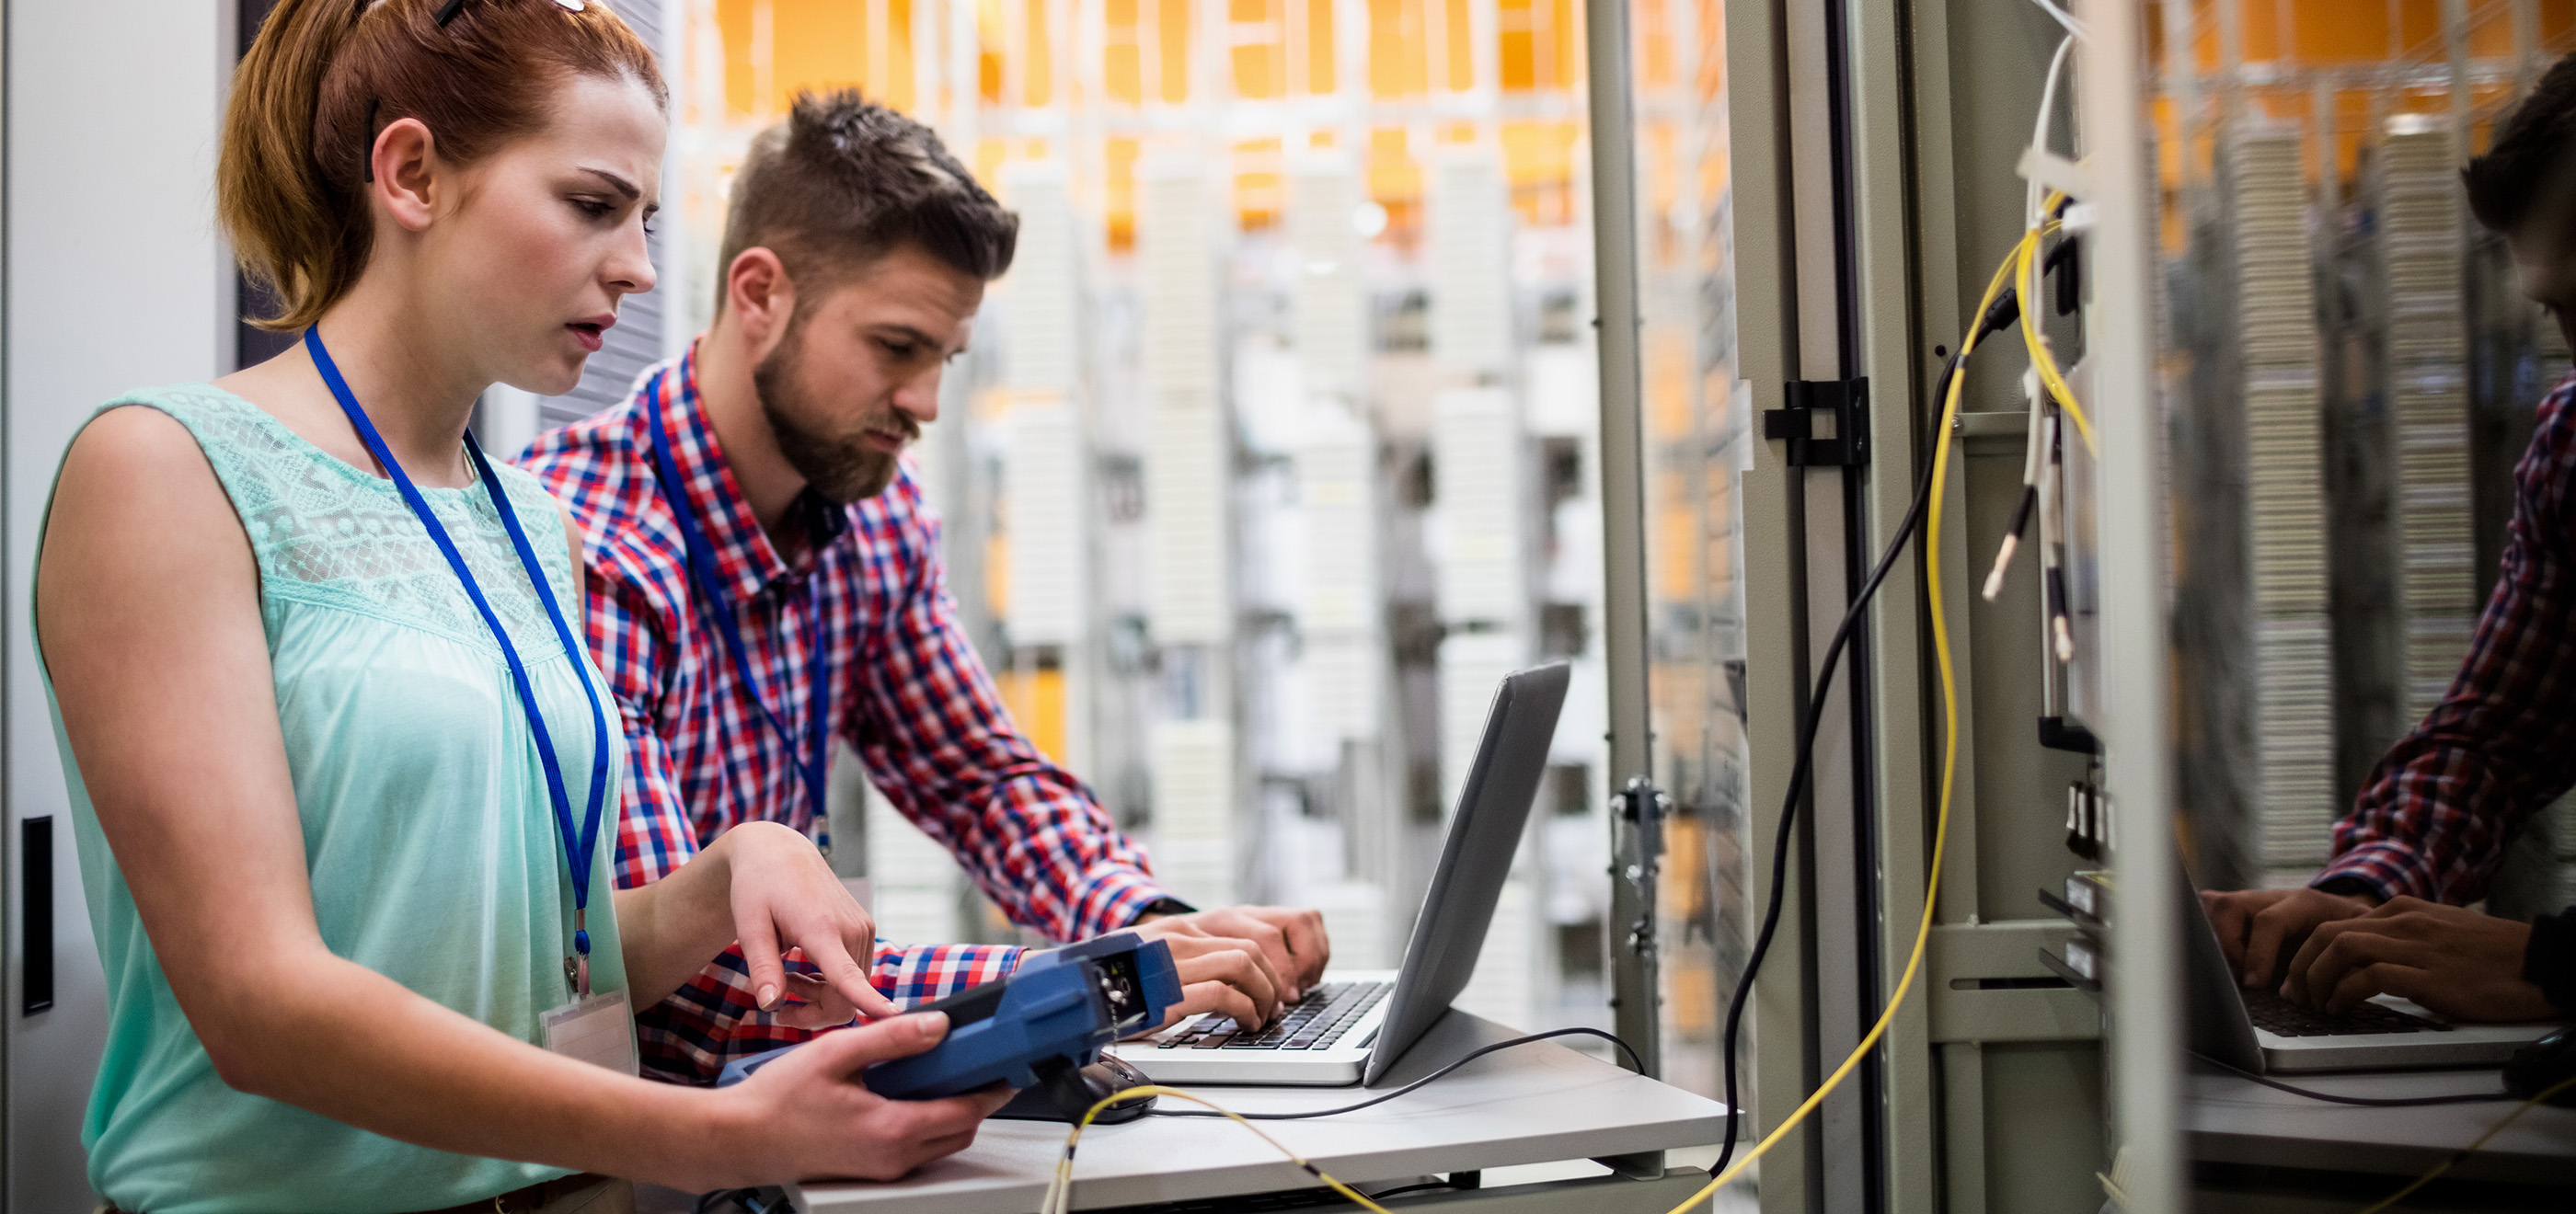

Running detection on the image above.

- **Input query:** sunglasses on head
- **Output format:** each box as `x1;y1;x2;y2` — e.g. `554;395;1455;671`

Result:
353;0;590;182
350;0;587;29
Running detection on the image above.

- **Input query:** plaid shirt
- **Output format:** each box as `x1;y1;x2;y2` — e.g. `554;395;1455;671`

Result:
519;344;1173;1083
2320;373;2576;904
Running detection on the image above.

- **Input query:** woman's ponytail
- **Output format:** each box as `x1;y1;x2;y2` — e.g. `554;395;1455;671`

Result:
220;0;369;334
217;0;664;334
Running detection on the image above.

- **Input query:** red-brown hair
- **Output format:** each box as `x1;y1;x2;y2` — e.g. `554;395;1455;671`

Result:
220;0;666;332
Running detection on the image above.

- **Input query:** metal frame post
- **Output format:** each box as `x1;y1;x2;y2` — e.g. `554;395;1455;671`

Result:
1586;0;1662;1084
2079;1;2186;1208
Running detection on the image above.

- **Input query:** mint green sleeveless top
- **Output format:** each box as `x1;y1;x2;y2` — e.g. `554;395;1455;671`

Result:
39;384;630;1214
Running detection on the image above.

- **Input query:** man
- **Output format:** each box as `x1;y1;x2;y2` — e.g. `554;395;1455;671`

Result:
2201;55;2576;1025
523;92;1325;1082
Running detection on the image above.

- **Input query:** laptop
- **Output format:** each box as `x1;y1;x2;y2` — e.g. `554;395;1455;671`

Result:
2180;855;2558;1073
1109;661;1570;1087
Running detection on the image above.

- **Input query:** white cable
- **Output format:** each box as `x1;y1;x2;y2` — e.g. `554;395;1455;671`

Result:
2027;0;2088;42
2018;365;2050;489
2027;34;2077;227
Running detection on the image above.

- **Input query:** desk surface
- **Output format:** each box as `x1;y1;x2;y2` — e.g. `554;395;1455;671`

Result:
792;1012;1727;1213
2190;1066;2576;1185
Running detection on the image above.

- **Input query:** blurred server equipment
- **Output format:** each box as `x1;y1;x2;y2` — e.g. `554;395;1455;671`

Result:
2382;120;2478;720
1429;147;1513;376
1150;718;1239;909
1297;402;1383;741
999;161;1080;395
1139;156;1231;646
1003;397;1087;647
2230;131;2337;876
1433;386;1527;630
1288;156;1369;402
867;784;969;946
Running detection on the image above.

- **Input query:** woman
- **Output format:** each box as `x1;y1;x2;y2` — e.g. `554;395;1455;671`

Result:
34;2;1008;1210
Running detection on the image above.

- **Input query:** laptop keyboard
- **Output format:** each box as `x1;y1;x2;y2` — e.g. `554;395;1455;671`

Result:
1156;980;1391;1051
2242;988;2450;1037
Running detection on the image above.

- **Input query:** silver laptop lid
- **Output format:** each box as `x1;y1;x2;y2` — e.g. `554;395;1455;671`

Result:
1360;661;1571;1086
2177;851;2267;1072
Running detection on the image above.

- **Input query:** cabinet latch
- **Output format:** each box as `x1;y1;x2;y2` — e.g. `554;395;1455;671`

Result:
1764;378;1870;467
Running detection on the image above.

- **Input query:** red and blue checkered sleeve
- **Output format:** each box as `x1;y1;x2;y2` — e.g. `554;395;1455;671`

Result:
631;942;1024;1085
2321;378;2576;904
585;523;1032;1083
592;567;701;888
875;941;1026;1005
845;480;1173;944
582;546;759;1082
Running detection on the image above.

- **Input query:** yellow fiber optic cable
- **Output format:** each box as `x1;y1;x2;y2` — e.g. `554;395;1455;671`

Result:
1648;223;2033;1214
1046;1085;1397;1214
2352;1073;2576;1214
2017;222;2099;454
1050;209;2088;1214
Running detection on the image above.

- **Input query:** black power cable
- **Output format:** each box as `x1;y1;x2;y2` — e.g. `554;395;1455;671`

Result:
1714;289;2023;1178
2189;1052;2515;1107
1362;1181;1458;1201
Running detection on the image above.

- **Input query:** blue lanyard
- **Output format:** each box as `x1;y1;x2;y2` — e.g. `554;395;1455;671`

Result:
642;369;834;839
303;329;615;993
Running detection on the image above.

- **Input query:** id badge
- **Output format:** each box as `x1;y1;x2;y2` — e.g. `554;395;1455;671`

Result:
542;990;639;1076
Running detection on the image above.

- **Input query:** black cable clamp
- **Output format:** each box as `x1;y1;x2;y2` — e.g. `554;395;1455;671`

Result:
2038;715;2101;755
1764;377;1870;467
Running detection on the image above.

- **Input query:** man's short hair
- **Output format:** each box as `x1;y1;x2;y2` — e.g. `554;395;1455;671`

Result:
717;89;1018;312
2466;53;2576;233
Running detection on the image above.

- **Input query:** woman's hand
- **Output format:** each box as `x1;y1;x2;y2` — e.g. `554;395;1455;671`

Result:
2280;896;2558;1021
717;821;901;1023
705;1012;1014;1185
614;820;898;1024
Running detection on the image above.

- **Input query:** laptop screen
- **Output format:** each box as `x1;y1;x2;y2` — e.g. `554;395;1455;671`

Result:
1362;661;1570;1085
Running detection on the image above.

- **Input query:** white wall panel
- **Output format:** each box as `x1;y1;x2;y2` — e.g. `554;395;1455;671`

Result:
8;4;226;1205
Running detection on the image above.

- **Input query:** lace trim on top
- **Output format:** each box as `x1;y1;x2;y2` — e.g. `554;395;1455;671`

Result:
113;384;577;662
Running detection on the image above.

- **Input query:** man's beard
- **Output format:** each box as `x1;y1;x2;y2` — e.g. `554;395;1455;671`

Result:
753;325;910;504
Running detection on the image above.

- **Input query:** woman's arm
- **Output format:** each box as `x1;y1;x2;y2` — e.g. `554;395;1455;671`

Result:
40;409;1001;1190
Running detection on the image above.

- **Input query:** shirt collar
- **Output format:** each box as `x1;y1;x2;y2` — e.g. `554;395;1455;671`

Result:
651;343;847;604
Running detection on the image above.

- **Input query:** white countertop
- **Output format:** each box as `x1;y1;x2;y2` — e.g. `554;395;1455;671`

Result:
2189;1064;2576;1185
793;1011;1729;1213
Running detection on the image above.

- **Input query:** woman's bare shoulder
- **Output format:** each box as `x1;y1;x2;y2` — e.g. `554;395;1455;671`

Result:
45;405;253;585
54;405;231;517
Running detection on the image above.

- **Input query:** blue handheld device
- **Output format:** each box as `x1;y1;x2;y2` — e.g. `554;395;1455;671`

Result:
717;933;1180;1116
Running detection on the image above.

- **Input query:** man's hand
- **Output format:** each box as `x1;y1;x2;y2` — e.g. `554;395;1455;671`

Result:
712;1012;1014;1183
1128;906;1330;1031
2279;897;2558;1021
1150;932;1290;1032
2201;886;2378;989
719;821;902;1024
